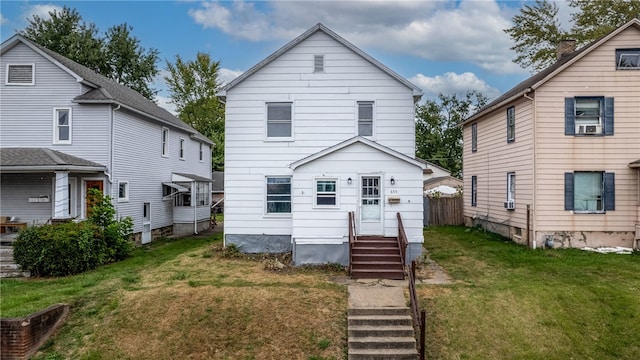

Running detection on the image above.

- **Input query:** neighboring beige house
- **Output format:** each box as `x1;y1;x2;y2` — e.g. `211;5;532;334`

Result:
462;19;640;250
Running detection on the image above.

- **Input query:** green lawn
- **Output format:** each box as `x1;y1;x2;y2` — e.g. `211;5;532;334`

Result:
420;226;640;360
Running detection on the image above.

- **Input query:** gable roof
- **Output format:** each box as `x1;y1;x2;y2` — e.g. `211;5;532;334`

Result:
219;23;422;101
415;158;451;175
464;19;640;125
289;136;426;170
0;148;106;172
1;35;212;145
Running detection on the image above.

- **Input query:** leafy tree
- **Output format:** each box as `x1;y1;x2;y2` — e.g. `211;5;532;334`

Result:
21;6;159;100
505;0;639;72
415;92;488;178
165;52;225;170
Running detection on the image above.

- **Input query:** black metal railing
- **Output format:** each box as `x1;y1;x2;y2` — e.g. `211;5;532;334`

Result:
348;211;357;277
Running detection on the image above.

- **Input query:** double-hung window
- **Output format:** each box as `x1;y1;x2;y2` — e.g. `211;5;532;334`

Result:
565;97;613;136
471;123;477;152
564;171;615;213
162;127;169;157
615;49;640;69
358;101;374;137
315;179;337;207
199;143;204;162
179;137;186;160
54;108;71;144
266;176;291;214
118;181;129;202
471;176;477;207
266;102;293;139
507;107;515;143
506;173;515;210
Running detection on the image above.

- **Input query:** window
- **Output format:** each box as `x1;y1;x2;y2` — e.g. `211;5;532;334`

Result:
266;176;291;214
174;182;191;206
565;97;613;136
162;127;169;157
6;64;34;85
506;173;515;209
266;102;293;139
196;182;209;206
53;108;71;144
358;101;374;137
199;143;204;162
118;181;129;202
314;55;324;73
315;179;337;206
507;107;515;143
564;172;615;213
471;176;477;207
179;138;185;159
616;49;640;69
471;123;477;152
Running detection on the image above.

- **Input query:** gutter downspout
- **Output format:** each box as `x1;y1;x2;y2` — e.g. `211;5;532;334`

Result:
106;104;121;185
523;91;536;249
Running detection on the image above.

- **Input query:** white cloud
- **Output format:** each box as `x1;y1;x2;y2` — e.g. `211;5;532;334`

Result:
155;94;178;115
24;4;62;22
410;72;500;99
188;0;524;75
218;67;243;86
1;13;8;26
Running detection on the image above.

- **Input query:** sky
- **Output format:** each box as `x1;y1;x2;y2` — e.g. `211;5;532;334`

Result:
0;0;575;113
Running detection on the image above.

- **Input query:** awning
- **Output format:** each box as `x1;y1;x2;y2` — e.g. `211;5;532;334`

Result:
172;172;212;182
162;182;189;200
629;159;640;168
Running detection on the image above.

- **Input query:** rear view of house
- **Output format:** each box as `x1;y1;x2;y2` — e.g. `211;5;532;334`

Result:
220;24;425;266
462;19;640;249
1;35;213;242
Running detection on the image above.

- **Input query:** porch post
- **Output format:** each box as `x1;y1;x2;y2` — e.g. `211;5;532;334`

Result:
54;171;70;218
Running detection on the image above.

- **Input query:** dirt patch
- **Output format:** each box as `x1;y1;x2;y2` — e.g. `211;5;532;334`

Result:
414;252;452;285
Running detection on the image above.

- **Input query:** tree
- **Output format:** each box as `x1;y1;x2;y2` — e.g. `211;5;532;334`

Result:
415;92;488;178
505;0;640;72
21;6;159;100
164;53;225;170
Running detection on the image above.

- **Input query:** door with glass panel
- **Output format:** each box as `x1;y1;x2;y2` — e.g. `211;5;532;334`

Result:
359;176;383;235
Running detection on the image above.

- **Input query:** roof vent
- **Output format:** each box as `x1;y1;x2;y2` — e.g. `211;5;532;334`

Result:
314;55;324;73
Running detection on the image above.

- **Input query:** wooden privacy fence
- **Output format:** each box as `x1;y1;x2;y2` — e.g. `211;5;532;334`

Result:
423;197;464;227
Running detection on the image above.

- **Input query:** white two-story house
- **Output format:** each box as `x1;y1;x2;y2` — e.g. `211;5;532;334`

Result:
220;23;425;266
0;35;213;243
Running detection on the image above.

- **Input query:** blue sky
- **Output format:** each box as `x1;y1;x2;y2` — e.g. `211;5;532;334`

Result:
0;1;574;113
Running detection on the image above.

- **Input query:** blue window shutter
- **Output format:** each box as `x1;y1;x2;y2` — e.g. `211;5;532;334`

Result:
565;98;575;135
604;97;614;136
564;172;574;210
604;172;615;211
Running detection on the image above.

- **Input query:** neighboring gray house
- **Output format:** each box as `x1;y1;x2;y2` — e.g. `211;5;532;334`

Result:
0;35;213;243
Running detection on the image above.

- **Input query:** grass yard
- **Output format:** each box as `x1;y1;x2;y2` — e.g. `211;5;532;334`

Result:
420;226;640;360
0;232;347;360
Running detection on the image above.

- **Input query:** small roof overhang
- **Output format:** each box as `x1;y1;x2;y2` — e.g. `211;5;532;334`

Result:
172;172;212;182
629;159;640;168
0;147;106;173
162;182;190;200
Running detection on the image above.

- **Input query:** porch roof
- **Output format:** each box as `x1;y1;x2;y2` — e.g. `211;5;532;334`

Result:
629;159;640;168
172;172;212;183
0;148;106;173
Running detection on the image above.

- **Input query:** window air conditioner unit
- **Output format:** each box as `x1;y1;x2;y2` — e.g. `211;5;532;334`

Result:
577;125;600;134
504;200;515;210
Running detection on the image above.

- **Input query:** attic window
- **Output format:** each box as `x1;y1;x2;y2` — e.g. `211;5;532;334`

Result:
616;49;640;69
313;55;324;73
6;64;34;85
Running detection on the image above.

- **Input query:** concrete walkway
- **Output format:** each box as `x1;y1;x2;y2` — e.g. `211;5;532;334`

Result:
347;279;408;308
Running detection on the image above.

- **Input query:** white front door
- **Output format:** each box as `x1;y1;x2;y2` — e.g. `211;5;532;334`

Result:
359;175;383;235
142;202;151;244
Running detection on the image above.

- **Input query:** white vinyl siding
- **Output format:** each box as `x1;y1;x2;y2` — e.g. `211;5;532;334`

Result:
6;63;34;85
53;108;71;144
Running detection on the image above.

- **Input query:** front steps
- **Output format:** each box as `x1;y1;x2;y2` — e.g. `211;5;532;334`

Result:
348;307;418;360
351;237;405;280
0;237;30;278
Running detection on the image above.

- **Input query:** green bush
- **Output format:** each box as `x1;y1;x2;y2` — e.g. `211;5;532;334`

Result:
14;189;133;277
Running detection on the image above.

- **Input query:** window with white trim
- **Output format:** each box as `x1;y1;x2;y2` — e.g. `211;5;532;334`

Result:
266;102;293;139
196;182;209;206
506;172;515;209
314;55;324;73
266;176;291;214
565;171;615;213
358;101;374;137
6;64;34;85
54;108;71;144
315;179;338;206
616;49;640;69
179;137;186;159
161;127;169;157
118;181;129;202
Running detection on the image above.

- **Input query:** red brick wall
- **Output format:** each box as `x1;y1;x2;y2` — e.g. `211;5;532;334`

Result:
1;304;69;360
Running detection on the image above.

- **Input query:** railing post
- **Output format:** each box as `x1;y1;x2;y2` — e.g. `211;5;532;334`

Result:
420;310;426;360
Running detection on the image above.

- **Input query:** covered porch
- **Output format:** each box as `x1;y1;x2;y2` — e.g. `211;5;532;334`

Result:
162;172;212;237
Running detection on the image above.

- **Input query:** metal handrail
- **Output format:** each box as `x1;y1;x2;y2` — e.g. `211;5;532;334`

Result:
397;212;408;266
348;211;357;276
409;260;426;360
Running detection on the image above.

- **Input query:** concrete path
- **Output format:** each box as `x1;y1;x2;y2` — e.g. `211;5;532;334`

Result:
348;279;408;308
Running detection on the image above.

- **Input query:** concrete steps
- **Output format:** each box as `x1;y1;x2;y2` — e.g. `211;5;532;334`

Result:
348;307;418;360
0;238;30;278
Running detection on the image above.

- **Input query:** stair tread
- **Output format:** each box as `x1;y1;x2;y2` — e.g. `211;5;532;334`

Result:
349;315;412;320
349;336;416;342
348;348;418;354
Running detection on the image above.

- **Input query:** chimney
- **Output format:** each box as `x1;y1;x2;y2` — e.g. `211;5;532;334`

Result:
556;39;577;60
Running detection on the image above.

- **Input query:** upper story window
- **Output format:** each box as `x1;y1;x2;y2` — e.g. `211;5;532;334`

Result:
315;179;338;207
314;55;324;73
565;97;613;136
53;108;71;144
199;143;204;162
161;127;169;157
179;137;186;160
266;176;291;214
266;102;293;140
565;171;615;213
6;64;34;85
358;101;374;137
506;107;515;143
616;49;640;69
471;123;477;152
